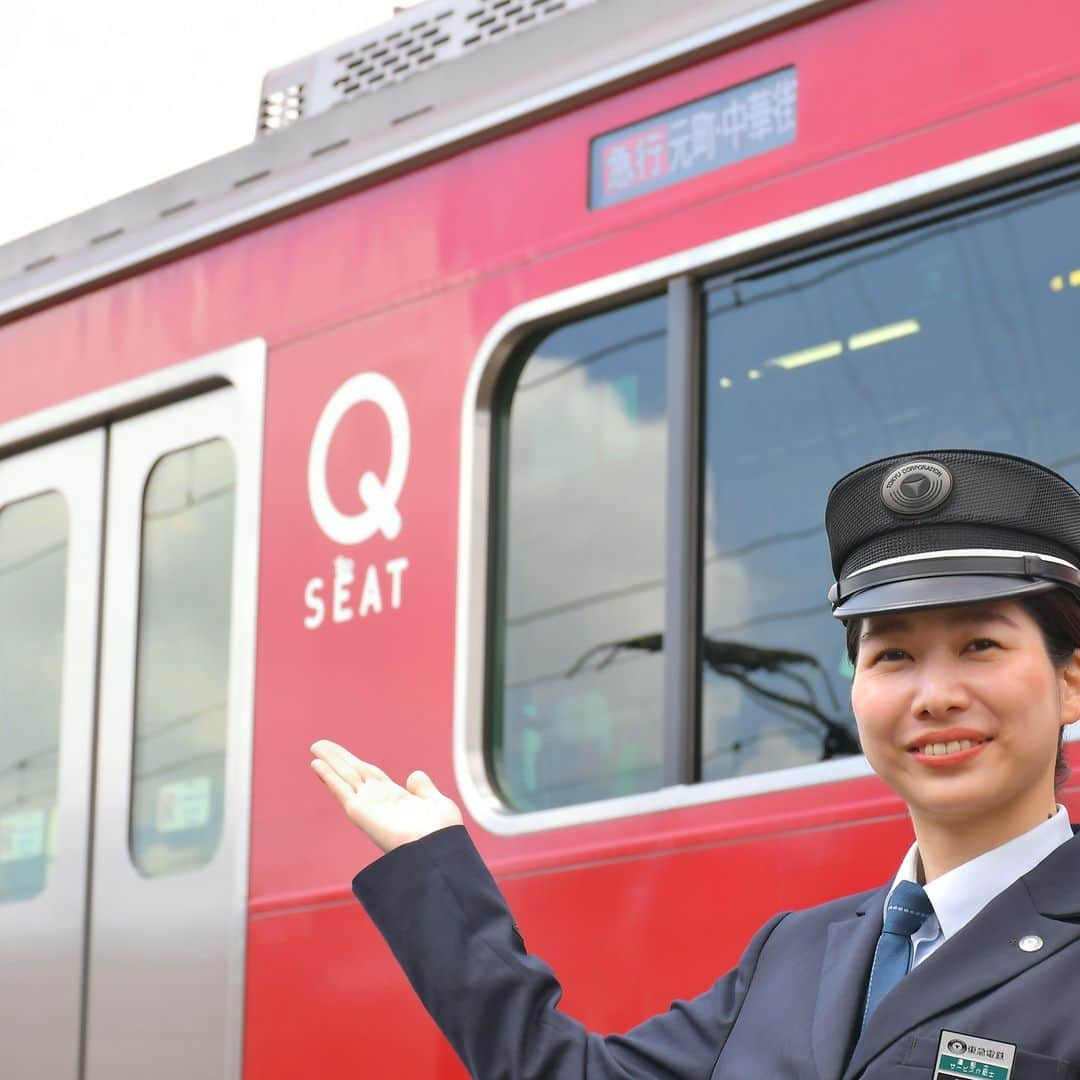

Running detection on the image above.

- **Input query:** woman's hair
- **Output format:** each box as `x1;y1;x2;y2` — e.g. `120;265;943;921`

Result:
844;588;1080;791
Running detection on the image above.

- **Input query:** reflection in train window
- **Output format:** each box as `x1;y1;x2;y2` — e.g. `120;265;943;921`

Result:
130;439;236;877
490;297;668;810
701;174;1080;782
0;492;68;903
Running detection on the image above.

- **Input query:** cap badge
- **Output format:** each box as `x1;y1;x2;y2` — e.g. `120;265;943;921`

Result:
880;459;953;516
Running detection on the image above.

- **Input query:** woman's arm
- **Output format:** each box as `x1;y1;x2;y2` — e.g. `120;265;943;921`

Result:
310;739;785;1079
355;822;785;1079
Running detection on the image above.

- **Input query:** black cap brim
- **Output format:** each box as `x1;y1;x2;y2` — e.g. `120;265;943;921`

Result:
832;574;1058;620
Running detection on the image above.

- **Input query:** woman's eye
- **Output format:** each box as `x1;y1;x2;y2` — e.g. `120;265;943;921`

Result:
966;638;999;653
874;648;909;663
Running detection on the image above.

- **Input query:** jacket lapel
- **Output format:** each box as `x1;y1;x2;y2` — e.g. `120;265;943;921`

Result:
811;889;885;1080
843;833;1080;1079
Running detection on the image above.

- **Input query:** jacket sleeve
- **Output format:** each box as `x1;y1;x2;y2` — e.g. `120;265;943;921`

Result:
352;825;787;1079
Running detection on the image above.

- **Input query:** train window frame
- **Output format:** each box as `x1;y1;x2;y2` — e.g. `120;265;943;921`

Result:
454;124;1080;836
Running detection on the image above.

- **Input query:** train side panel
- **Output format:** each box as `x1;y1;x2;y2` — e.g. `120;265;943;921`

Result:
1;0;1079;1076
240;1;1080;1074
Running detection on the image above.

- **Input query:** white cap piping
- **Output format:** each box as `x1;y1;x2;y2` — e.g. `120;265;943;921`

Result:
845;547;1080;579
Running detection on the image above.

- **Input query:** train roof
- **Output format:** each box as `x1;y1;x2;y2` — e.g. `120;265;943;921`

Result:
0;0;844;324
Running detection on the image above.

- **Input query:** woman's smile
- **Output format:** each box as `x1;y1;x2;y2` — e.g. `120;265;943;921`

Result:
907;728;991;766
850;600;1078;846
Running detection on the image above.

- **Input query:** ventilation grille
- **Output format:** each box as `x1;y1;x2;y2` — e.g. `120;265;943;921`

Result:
462;0;573;45
257;0;596;135
330;8;455;100
259;83;306;134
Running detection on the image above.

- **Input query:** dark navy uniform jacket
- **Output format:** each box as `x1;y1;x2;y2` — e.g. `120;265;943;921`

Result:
353;824;1080;1079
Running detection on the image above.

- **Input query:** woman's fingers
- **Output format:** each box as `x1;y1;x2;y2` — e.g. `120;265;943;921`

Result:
310;739;388;786
310;759;357;808
309;739;360;779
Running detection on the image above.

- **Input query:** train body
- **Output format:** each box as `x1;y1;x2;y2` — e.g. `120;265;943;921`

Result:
3;0;1080;1075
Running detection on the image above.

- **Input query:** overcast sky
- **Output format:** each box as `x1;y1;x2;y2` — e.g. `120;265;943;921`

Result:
0;0;421;246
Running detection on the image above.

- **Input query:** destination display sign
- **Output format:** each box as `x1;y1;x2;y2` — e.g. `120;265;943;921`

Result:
589;67;798;209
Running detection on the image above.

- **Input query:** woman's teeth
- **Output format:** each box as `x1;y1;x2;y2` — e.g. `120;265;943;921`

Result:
919;739;980;756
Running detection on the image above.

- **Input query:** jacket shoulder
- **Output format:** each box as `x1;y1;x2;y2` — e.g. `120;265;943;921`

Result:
778;885;884;929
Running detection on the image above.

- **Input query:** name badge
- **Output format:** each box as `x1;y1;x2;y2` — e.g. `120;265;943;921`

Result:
936;1030;1016;1079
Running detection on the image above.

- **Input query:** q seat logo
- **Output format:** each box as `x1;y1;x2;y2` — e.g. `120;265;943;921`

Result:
303;372;411;631
307;372;410;544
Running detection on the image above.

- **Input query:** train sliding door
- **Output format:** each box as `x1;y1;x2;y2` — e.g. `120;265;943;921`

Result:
2;342;262;1080
84;387;255;1079
0;432;105;1080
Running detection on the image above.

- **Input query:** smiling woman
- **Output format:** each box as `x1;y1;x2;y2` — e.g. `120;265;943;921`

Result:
311;447;1080;1077
847;598;1080;882
846;590;1080;789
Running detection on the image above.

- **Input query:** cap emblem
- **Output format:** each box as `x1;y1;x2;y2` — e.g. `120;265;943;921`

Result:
880;459;953;516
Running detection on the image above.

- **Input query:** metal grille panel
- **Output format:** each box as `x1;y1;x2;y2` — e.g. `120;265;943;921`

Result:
257;0;597;135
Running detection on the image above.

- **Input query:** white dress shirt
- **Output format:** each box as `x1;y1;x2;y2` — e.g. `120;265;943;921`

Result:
886;806;1074;968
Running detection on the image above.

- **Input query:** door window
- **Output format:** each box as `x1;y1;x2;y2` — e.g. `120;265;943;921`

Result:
0;492;68;902
129;439;236;877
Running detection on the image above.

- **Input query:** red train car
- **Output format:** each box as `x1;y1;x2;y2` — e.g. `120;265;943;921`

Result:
3;0;1080;1075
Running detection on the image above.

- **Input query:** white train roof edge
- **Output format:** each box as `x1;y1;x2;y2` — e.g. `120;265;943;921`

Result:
0;0;846;323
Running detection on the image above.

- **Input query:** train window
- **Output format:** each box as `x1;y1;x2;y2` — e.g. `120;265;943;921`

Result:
0;491;68;903
129;438;236;877
700;174;1080;782
490;296;668;810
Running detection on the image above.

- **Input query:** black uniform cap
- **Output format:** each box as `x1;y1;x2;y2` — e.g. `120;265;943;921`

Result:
825;449;1080;619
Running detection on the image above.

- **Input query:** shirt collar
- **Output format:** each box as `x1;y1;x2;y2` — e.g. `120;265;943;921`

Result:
890;806;1073;941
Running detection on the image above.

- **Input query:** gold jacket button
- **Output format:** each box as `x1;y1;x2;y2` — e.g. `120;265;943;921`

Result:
1018;935;1044;953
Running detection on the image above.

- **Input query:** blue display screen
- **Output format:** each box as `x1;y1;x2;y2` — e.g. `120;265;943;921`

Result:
589;67;798;209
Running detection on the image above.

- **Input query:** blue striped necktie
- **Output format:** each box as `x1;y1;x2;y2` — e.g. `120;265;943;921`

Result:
861;880;935;1031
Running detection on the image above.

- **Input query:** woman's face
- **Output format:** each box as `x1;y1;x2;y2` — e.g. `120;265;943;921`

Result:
850;600;1080;833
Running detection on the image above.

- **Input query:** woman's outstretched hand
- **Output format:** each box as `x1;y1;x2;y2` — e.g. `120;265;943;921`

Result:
309;739;463;853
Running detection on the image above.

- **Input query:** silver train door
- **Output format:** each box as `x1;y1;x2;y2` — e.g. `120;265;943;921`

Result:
1;432;105;1080
84;385;258;1079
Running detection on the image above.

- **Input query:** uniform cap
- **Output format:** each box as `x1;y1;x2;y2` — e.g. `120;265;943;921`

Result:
825;449;1080;619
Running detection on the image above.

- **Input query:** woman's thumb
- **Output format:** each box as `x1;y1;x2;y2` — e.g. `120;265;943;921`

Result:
405;770;440;799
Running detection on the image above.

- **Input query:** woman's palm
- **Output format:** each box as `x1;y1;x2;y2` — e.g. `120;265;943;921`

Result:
310;739;462;852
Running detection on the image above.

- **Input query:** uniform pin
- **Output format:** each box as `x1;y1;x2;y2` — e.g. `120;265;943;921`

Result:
1017;935;1044;953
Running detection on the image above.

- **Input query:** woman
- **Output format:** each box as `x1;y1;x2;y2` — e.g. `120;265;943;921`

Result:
312;449;1080;1078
